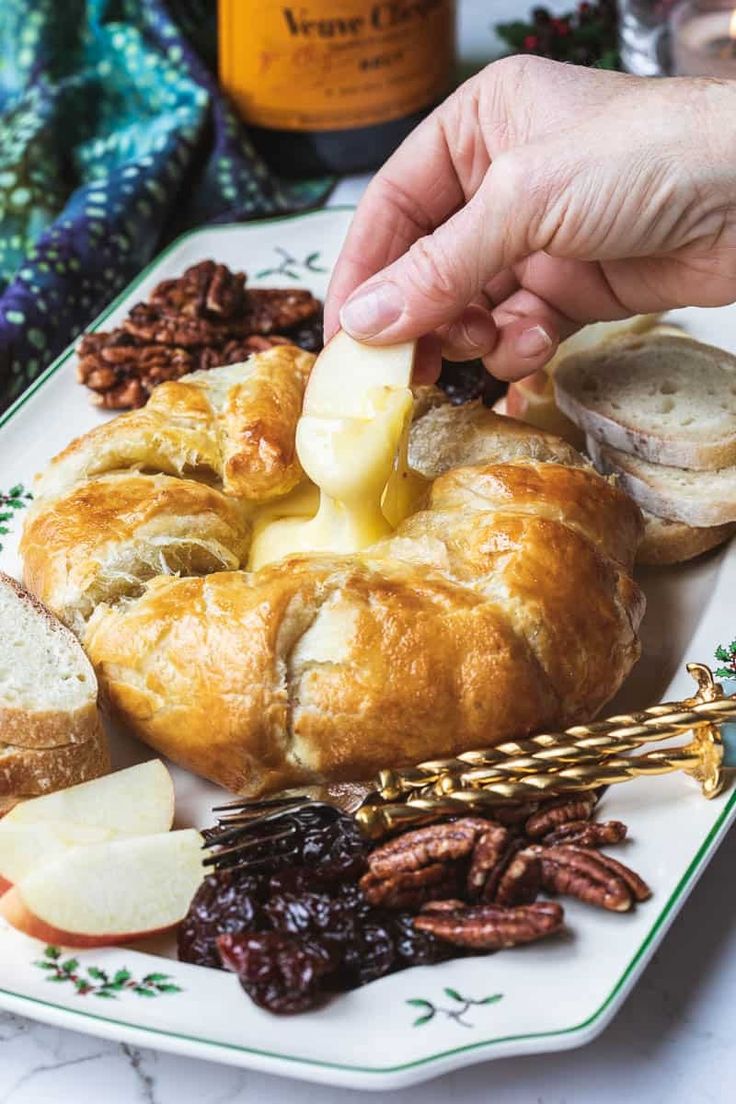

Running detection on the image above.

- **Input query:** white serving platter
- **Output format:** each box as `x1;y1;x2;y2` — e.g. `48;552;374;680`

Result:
0;207;734;1091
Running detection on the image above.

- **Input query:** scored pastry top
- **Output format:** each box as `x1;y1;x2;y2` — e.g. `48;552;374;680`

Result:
21;344;645;797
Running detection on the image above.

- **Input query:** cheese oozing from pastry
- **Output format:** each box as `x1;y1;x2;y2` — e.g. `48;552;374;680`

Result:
249;334;418;570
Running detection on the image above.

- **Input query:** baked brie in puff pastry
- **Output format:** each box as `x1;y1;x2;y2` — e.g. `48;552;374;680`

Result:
22;340;644;796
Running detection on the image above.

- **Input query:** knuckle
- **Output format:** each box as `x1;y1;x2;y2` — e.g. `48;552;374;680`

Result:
404;234;467;307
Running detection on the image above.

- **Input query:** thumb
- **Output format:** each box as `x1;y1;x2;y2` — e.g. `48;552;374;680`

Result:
339;152;538;344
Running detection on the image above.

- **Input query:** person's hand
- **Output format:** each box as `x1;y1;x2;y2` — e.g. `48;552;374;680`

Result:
324;58;736;382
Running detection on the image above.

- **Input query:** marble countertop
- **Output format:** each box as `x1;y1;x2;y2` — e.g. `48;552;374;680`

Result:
5;4;735;1102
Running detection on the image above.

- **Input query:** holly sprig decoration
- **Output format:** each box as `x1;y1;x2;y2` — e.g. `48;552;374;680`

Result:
34;945;182;999
0;482;32;552
496;2;620;70
715;641;736;681
407;988;503;1029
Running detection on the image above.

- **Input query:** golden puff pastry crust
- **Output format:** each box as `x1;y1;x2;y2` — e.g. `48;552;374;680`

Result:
36;345;313;501
24;353;645;796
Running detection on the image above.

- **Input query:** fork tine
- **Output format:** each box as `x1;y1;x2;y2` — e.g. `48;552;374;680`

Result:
203;823;297;852
215;800;333;827
212;795;306;813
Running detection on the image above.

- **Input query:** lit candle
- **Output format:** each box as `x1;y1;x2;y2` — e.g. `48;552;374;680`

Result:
671;2;736;77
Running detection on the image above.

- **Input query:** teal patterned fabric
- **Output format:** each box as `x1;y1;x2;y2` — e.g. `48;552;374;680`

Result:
0;0;331;410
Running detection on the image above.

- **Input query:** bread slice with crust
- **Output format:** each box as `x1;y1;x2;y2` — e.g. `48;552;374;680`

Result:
637;511;735;566
586;436;736;527
554;334;736;471
0;725;109;797
0;572;101;751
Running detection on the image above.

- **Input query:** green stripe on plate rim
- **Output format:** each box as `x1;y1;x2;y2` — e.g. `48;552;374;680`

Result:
1;209;732;1075
2;786;733;1075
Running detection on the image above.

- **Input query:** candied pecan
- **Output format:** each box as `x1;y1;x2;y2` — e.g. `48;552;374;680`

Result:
571;847;651;902
77;329;194;409
542;820;627;848
414;901;564;950
124;287;321;347
528;844;633;912
419;899;466;914
193;335;292;373
359;862;459;910
92;378;147;410
366;818;492;878
150;261;247;320
123;303;236;347
243;288;321;334
524;794;598;839
466;825;514;900
493;850;542;907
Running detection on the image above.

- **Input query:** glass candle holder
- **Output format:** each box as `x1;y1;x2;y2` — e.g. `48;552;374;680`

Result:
618;1;679;75
670;0;736;76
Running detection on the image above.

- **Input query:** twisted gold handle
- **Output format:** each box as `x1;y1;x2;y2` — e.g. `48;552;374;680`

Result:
354;664;732;839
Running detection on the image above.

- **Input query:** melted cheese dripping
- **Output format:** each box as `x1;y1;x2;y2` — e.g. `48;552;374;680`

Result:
249;383;420;570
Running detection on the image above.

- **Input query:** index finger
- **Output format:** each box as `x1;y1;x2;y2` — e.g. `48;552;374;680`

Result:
323;105;467;340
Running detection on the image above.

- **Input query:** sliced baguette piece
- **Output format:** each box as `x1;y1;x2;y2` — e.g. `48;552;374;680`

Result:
554;334;736;470
0;572;100;749
637;510;735;566
0;724;109;797
586;435;736;527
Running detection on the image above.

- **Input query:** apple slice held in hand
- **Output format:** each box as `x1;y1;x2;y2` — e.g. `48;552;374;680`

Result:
302;329;415;417
0;829;204;948
4;760;174;835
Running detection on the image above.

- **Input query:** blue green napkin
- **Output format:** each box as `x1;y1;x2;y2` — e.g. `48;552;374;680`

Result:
0;0;332;411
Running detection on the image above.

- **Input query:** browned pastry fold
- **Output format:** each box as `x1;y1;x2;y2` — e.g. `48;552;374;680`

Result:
23;351;645;797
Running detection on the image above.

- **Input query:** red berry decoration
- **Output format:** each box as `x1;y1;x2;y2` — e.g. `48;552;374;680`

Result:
496;2;619;69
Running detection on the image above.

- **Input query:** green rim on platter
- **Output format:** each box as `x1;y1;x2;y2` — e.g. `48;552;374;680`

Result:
0;211;732;1076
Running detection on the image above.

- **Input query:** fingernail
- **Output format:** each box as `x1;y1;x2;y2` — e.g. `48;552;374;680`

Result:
454;315;495;351
340;282;404;338
515;324;553;359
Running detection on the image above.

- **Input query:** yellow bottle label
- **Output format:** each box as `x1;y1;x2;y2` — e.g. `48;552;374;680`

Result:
218;1;455;132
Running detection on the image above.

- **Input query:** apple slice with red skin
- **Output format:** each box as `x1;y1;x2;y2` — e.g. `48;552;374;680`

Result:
0;829;204;948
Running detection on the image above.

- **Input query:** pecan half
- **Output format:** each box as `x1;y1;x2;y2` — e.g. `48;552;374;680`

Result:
466;824;513;898
414;901;564;950
359;862;459;910
524;794;598;839
528;844;633;912
150;261;248;320
571;847;651;902
366;817;492;878
493;849;542;907
542;820;627;848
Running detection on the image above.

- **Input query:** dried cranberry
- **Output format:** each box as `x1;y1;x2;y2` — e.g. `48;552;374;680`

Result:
178;870;267;969
265;890;359;948
217;932;331;1014
267;856;366;897
390;912;452;968
281;308;324;353
340;916;397;987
